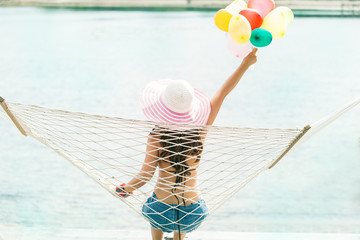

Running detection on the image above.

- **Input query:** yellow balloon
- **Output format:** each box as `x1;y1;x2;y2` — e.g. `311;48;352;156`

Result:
261;8;287;39
228;15;251;44
225;0;247;15
214;9;233;32
277;6;294;27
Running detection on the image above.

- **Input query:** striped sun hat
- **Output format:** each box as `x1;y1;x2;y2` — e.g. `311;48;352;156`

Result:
140;79;211;125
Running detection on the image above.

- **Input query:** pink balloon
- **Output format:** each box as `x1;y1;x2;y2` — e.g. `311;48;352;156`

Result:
226;33;254;58
247;0;275;18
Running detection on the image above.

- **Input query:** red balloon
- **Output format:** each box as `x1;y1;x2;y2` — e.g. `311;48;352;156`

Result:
247;0;275;18
239;8;263;30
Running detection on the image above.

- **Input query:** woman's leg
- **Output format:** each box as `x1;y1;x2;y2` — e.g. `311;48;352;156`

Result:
151;227;164;240
173;232;186;240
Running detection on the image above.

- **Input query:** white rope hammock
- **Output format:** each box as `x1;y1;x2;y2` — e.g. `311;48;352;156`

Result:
0;96;359;233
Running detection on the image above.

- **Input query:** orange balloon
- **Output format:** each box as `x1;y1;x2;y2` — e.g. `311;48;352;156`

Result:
239;8;263;30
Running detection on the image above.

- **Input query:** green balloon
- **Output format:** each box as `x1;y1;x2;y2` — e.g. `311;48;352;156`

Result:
250;28;273;48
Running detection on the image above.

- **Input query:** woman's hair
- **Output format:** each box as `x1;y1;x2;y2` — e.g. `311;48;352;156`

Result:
151;127;203;189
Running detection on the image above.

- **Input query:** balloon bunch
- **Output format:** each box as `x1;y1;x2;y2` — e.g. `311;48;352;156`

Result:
214;0;294;58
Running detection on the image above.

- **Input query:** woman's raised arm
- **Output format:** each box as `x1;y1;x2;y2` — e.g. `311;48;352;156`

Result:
206;48;258;126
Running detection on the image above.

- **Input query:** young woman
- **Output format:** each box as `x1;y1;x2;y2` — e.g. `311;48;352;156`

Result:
116;48;258;240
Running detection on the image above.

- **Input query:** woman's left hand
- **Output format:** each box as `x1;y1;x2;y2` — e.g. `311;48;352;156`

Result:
242;48;258;67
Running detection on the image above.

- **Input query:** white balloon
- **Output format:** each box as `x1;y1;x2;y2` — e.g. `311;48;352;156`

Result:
225;0;247;15
226;33;254;58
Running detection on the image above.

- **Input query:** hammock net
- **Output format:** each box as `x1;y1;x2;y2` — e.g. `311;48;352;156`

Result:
0;96;359;233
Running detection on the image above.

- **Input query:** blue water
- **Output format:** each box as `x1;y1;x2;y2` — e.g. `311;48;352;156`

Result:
0;7;360;234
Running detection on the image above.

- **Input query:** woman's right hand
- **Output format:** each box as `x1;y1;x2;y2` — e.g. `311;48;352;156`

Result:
242;48;258;67
116;183;133;198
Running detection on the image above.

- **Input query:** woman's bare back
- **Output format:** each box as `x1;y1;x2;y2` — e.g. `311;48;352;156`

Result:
154;155;201;205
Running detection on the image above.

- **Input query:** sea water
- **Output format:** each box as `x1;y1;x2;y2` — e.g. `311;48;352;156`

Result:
0;7;359;234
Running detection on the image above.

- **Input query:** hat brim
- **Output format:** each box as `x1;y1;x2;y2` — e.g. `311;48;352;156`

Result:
140;79;211;125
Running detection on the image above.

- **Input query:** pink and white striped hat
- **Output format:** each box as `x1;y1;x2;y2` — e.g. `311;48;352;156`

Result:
140;79;211;125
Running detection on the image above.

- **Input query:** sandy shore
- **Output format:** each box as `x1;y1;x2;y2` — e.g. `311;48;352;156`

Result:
1;226;360;240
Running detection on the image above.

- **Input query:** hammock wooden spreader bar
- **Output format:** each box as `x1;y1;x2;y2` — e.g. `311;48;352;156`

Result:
0;97;28;136
269;124;311;169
